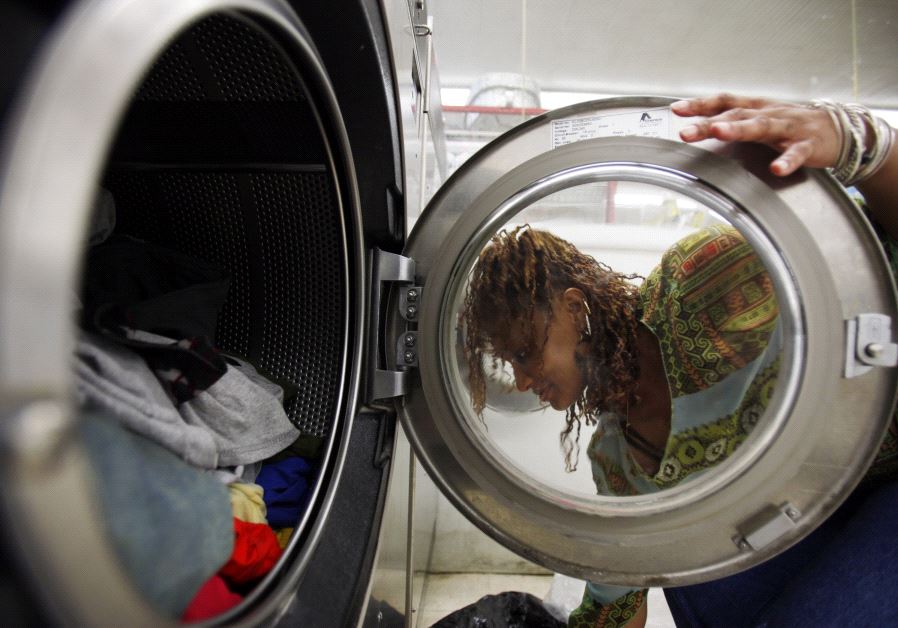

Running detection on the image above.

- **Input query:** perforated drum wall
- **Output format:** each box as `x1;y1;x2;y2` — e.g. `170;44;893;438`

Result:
136;14;305;102
101;13;348;438
105;168;344;437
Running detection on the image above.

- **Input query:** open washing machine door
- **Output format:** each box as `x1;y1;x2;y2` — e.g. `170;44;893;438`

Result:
378;97;898;586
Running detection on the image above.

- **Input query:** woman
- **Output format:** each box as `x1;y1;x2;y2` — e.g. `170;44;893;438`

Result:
464;222;781;495
462;95;898;627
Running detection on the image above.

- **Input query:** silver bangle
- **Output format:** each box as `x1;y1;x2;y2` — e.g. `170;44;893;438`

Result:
832;104;865;185
855;116;896;183
812;99;894;187
811;99;847;169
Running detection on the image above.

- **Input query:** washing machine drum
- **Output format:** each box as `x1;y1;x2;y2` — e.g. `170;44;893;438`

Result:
0;1;370;625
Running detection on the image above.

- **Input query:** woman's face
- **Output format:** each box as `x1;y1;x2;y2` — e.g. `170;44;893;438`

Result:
493;289;588;411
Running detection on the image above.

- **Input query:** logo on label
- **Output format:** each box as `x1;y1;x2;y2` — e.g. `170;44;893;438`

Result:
638;111;663;130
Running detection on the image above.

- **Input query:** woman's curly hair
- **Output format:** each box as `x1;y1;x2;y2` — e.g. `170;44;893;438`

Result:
462;225;641;471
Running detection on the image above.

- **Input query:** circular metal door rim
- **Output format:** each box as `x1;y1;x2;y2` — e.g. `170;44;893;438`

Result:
0;0;365;624
397;122;898;585
435;158;804;515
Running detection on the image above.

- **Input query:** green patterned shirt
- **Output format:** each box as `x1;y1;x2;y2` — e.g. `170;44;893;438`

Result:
576;220;898;626
588;224;781;496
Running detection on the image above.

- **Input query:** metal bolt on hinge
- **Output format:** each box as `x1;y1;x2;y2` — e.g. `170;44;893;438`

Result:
400;286;423;322
397;331;419;368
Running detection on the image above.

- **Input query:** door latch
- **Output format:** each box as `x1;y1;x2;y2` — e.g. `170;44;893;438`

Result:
845;313;898;378
733;502;801;552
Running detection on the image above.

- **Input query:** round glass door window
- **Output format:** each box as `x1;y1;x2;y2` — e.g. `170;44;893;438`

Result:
452;178;783;500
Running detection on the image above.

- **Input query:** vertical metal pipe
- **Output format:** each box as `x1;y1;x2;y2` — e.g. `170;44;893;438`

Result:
851;0;859;100
405;448;416;626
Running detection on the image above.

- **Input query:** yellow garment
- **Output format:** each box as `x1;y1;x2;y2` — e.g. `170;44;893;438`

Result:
275;528;294;550
228;482;267;524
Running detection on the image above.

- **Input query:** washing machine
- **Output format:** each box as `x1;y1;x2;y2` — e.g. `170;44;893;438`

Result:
2;1;897;626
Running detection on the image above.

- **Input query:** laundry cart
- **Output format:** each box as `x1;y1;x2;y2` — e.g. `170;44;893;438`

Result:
3;1;898;626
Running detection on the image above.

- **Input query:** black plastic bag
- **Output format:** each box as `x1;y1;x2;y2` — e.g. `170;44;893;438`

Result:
431;591;564;628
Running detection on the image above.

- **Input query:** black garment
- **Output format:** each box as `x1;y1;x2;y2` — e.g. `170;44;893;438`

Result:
80;234;231;401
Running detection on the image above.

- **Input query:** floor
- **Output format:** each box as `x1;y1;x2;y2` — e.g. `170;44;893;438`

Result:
415;573;676;627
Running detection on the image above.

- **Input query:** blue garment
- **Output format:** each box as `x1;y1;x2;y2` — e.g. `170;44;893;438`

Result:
79;411;234;618
664;477;898;627
255;457;313;528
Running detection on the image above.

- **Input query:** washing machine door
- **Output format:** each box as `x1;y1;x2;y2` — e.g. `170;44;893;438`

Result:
381;97;898;586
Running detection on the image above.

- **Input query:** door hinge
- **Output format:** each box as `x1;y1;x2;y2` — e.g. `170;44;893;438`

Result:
367;249;423;402
845;313;898;378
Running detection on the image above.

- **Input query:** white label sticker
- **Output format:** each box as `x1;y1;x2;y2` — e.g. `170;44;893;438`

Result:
551;107;670;149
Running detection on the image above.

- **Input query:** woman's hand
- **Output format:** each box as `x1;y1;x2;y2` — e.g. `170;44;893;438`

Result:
672;93;898;241
671;93;841;176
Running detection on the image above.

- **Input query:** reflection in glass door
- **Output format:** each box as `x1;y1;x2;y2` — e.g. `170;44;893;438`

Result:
450;179;782;500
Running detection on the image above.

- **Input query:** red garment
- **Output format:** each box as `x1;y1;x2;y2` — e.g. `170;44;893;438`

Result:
181;575;242;622
220;518;283;584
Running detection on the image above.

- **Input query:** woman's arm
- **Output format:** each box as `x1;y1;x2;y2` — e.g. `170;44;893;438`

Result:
671;93;898;240
857;144;898;242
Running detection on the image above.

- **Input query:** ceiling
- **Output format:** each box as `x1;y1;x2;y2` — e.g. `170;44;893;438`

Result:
427;0;898;109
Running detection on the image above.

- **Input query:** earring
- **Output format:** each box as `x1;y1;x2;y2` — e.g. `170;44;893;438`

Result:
581;300;592;340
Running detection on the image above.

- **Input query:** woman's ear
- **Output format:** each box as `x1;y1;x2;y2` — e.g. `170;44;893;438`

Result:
562;287;587;315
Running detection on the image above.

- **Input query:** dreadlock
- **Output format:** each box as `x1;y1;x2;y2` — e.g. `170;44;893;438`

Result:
462;225;641;472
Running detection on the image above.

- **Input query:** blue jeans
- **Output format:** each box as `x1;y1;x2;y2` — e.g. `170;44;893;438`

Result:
664;478;898;627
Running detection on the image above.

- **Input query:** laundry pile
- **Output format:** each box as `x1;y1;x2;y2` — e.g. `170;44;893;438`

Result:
73;191;320;621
